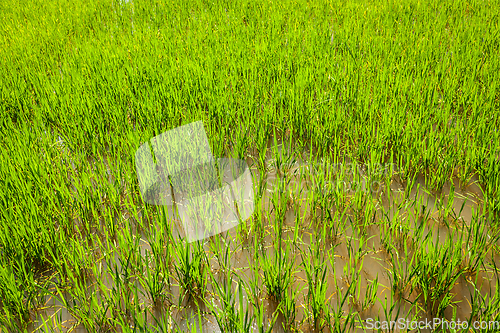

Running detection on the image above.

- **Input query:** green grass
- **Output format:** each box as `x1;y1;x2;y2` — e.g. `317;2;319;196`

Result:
1;0;500;331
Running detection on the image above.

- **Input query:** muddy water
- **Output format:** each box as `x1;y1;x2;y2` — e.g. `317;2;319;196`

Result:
27;134;498;332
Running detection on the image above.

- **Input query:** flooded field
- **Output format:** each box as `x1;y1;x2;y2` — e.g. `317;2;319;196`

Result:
21;132;499;333
1;0;499;331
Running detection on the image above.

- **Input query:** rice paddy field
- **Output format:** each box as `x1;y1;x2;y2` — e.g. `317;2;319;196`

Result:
1;0;500;331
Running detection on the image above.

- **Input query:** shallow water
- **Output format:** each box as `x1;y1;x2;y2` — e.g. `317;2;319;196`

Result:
26;132;499;332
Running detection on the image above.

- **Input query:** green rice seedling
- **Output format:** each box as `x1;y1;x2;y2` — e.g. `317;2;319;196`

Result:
307;188;328;234
259;240;295;306
78;290;116;332
277;283;303;332
115;222;146;282
343;233;366;285
247;240;285;332
320;202;349;248
301;237;330;332
36;308;71;333
71;170;108;238
137;251;171;316
431;183;456;229
413;228;466;318
396;156;420;202
325;255;358;333
254;125;271;177
0;257;36;332
236;212;252;248
291;204;305;251
461;214;500;277
249;198;267;254
206;273;253;333
373;292;414;333
476;138;500;219
269;177;291;242
435;307;467;333
145;307;174;333
361;275;379;313
343;232;376;311
92;220;160;329
241;251;276;333
90;236;142;331
426;154;453;196
457;156;477;192
326;292;358;333
98;265;135;329
381;160;400;207
172;240;209;306
43;231;95;297
385;241;420;304
381;191;421;252
349;189;372;236
141;221;174;286
44;275;92;332
447;193;470;227
171;306;204;333
307;159;350;241
207;233;232;282
362;196;379;230
268;128;289;179
365;153;387;193
380;209;408;257
253;300;280;333
466;259;500;330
